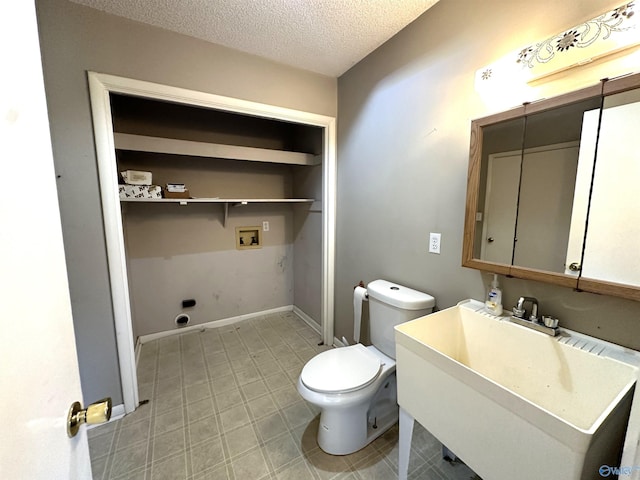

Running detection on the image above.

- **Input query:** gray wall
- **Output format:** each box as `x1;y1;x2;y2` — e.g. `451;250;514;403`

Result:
336;0;640;350
118;153;301;339
292;166;324;326
124;203;296;338
36;0;336;405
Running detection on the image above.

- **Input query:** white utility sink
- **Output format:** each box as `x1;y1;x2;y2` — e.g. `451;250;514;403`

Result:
394;300;639;480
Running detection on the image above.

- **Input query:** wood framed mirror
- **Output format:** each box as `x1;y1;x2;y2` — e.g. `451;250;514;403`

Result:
463;72;640;301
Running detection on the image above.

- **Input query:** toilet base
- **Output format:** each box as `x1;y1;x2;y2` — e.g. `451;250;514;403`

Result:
316;374;399;455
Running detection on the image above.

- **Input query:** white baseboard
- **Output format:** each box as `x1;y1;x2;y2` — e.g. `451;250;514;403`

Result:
138;305;294;344
333;336;346;347
292;306;321;335
111;403;126;421
87;402;125;431
289;306;342;348
134;337;142;367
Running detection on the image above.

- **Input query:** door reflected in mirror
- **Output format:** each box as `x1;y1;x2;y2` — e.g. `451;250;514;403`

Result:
477;118;524;264
476;97;602;274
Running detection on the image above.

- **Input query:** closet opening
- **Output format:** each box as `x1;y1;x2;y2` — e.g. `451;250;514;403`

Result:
89;73;336;413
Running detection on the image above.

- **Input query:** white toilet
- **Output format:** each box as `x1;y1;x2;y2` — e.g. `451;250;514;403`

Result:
297;279;435;455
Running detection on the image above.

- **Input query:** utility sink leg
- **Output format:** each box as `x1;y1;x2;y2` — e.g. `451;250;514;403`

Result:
398;407;414;480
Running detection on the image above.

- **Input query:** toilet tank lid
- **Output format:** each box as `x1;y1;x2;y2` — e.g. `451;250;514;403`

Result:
367;279;435;310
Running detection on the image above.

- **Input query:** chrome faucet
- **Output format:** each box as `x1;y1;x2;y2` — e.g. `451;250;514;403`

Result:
511;296;558;336
513;296;539;322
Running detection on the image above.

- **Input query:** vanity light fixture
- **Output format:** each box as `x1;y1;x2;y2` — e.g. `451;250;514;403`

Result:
475;2;638;92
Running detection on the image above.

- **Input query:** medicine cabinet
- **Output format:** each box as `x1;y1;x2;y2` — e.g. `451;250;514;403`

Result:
463;72;640;301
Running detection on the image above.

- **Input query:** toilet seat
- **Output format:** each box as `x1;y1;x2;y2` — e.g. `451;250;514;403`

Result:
300;344;382;394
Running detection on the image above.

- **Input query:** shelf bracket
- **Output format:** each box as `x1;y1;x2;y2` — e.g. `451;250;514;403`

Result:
223;202;228;228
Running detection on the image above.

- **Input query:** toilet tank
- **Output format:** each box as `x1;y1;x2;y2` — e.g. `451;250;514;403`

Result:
367;279;435;359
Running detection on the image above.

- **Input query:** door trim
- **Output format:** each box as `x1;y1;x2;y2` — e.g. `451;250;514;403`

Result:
87;72;336;412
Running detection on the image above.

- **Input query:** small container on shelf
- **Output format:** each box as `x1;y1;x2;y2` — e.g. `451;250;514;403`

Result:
163;189;190;199
120;170;152;185
163;183;190;199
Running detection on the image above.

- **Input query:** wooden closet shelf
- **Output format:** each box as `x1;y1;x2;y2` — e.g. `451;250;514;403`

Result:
119;198;315;204
114;133;321;166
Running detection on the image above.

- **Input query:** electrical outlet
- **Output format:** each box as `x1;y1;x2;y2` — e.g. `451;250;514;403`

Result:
429;232;441;254
262;221;269;232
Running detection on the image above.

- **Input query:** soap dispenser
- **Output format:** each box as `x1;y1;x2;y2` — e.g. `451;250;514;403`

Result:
485;274;503;315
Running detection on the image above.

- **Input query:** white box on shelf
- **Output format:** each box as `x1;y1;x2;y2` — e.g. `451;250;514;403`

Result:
119;184;162;199
121;170;152;185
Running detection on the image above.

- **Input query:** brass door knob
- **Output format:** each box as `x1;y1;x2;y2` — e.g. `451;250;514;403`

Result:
67;397;112;437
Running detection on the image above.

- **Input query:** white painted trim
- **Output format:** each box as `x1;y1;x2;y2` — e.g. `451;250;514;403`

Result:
293;306;321;335
138;305;294;344
87;72;336;415
322;116;337;346
88;73;139;414
89;72;335;127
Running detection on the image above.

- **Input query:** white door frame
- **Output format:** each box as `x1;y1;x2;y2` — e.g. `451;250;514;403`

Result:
88;72;336;413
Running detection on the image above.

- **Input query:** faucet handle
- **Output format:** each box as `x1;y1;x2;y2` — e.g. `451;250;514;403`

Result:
512;306;525;318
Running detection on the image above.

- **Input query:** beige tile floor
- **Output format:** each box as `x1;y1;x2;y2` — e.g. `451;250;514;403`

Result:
88;311;478;479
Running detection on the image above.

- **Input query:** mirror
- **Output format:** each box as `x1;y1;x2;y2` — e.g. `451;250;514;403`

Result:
580;85;640;293
514;96;602;274
463;73;640;301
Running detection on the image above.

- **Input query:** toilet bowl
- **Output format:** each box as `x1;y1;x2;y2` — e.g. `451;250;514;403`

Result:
297;343;397;455
297;279;435;455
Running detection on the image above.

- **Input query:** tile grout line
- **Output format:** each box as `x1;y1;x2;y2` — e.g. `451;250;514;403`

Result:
103;409;123;479
201;328;234;479
199;328;232;479
237;318;279;479
228;319;275;478
140;340;159;480
179;334;192;480
219;325;247;477
91;415;119;480
145;339;162;479
153;336;186;479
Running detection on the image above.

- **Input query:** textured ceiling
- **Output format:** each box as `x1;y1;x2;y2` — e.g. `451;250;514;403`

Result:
69;0;439;77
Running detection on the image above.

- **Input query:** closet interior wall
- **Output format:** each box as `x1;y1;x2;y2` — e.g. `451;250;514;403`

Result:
111;94;324;338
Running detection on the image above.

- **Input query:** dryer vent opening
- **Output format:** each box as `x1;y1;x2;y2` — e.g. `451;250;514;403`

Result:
175;314;190;327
